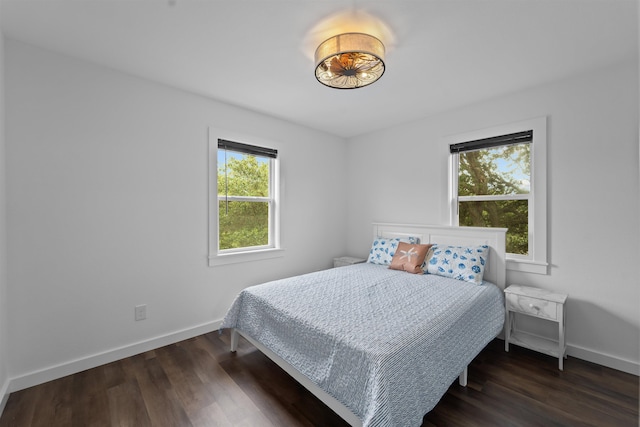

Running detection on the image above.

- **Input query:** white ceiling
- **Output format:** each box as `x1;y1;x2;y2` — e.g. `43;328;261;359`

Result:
1;0;638;138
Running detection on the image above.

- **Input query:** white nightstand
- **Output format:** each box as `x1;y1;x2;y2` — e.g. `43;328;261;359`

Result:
504;284;568;370
333;256;366;268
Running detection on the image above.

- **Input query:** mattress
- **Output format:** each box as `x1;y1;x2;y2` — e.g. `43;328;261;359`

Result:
221;263;504;427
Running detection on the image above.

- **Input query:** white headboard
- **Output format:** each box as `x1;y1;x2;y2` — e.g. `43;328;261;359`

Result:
373;223;507;289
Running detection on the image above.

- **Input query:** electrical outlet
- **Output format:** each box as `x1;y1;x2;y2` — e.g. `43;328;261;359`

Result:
135;304;147;321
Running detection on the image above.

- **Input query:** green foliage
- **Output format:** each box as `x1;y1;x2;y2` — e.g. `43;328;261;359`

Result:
458;144;530;255
458;145;529;197
218;155;269;197
218;154;270;250
459;200;528;255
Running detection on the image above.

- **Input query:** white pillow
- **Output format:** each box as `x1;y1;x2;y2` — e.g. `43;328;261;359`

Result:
426;245;489;284
367;237;418;265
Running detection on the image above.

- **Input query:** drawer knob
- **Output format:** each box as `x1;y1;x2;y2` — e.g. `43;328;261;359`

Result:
529;303;540;310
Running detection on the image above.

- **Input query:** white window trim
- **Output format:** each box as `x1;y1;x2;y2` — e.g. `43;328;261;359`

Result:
208;128;283;267
447;117;548;275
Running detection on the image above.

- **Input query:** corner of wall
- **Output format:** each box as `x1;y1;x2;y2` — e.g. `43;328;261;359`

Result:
0;380;8;416
0;0;11;416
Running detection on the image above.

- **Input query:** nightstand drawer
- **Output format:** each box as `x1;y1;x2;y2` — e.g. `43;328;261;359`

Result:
506;293;558;321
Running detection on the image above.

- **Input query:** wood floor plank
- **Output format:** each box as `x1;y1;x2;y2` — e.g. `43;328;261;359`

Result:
189;336;278;426
0;334;637;427
478;380;593;427
71;389;111;427
131;357;194;427
430;384;529;427
188;401;234;427
0;386;36;426
153;343;215;416
38;375;73;426
106;379;153;427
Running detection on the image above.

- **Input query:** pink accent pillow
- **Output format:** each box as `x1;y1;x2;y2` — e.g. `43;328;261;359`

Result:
389;242;433;274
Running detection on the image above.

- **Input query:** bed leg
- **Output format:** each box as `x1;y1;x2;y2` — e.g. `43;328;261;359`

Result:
230;328;239;352
459;366;468;386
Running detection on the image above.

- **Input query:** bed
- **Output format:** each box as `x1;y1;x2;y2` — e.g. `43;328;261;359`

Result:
220;223;507;427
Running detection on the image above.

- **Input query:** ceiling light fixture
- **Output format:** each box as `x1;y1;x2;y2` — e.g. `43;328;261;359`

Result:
314;32;385;89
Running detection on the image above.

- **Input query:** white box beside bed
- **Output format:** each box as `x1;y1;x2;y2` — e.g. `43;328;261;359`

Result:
227;223;507;427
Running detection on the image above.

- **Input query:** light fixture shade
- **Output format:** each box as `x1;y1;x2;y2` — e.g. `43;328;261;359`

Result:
314;33;385;89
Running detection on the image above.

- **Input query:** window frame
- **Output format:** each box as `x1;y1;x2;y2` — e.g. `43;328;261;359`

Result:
208;130;283;266
447;117;548;274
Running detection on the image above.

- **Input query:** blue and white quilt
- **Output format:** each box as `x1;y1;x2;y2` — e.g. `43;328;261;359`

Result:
221;263;504;427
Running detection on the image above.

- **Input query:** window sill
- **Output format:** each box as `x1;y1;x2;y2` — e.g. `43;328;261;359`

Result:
506;258;548;275
208;247;285;267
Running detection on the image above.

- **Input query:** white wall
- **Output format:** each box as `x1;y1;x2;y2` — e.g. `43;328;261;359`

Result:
0;2;10;411
4;39;348;389
346;60;640;374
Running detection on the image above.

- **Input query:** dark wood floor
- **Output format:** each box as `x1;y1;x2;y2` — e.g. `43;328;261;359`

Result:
1;331;638;426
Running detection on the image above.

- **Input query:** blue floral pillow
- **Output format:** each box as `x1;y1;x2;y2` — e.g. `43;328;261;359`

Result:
367;237;418;265
426;245;489;284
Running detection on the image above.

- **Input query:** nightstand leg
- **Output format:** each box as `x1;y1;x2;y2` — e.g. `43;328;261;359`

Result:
558;307;565;370
505;310;510;352
558;353;563;370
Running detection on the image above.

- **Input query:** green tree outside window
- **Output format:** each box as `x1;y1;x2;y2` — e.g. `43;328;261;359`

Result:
458;144;530;255
218;153;271;250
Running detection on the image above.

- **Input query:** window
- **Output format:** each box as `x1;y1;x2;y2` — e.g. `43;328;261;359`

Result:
452;131;532;256
448;117;548;274
209;134;281;266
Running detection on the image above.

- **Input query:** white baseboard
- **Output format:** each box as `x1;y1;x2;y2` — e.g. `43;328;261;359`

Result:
502;332;639;376
501;323;639;376
7;319;222;394
567;344;639;376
